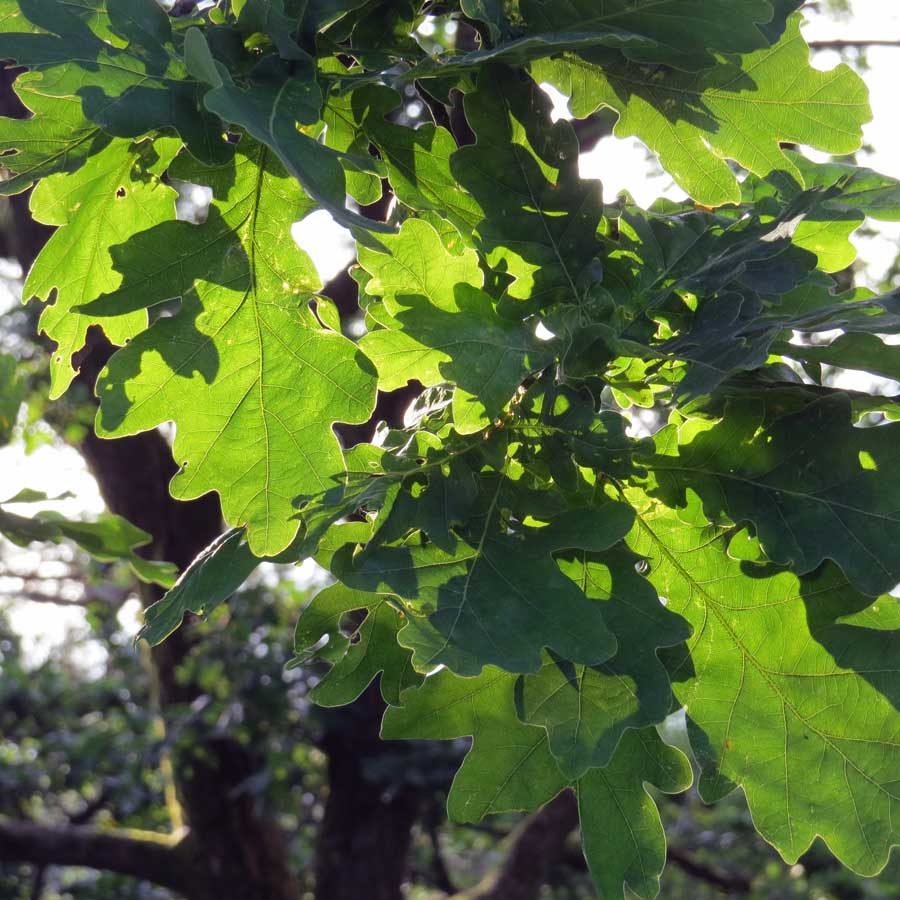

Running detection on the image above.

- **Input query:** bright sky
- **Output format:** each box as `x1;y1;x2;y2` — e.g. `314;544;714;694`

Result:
3;1;900;669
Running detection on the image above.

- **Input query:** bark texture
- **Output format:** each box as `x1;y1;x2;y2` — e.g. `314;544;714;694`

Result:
454;791;580;900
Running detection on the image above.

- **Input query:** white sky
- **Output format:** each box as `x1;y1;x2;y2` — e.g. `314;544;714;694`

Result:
3;1;900;669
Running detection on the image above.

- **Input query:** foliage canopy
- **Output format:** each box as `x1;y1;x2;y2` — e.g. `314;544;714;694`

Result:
3;0;900;895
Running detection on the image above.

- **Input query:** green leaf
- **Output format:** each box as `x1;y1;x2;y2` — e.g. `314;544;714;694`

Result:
743;154;900;273
629;493;900;875
521;0;781;70
578;728;692;900
662;276;900;400
460;0;506;42
292;582;423;706
349;84;482;232
91;142;378;556
646;394;900;596
359;217;483;309
201;52;389;232
336;492;631;675
0;503;175;588
405;31;657;80
25;137;179;398
298;0;372;38
517;545;689;777
0;352;24;445
183;26;223;88
606;200;817;321
0;0;230;163
776;276;900;336
778;332;900;386
534;17;871;206
785;152;900;223
359;218;555;432
0;71;110;196
319;65;383;207
452;67;604;308
138;529;259;646
236;0;310;62
381;665;569;821
517;380;642;484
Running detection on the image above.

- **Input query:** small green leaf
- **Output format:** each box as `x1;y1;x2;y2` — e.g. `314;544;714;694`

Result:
138;529;259;646
236;0;310;62
360;219;554;432
578;728;693;900
382;666;569;821
518;545;689;777
25;137;179;398
406;31;656;80
202;59;389;232
293;583;423;706
183;27;222;87
779;332;900;386
350;84;482;232
0;504;174;588
0;71;109;196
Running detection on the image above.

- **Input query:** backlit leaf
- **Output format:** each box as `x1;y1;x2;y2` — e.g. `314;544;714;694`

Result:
92;142;377;555
534;17;870;206
629;493;900;875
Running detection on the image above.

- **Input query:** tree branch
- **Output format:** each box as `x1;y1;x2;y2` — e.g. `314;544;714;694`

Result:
666;845;752;894
810;39;900;50
0;587;128;608
0;819;192;896
453;791;580;900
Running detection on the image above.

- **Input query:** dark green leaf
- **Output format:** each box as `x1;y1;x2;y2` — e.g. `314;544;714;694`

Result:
518;545;688;777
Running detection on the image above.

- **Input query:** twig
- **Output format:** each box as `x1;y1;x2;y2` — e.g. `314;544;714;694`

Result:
666;845;753;894
810;39;900;50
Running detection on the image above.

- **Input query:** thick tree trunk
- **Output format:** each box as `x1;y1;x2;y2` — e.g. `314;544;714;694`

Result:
314;686;421;900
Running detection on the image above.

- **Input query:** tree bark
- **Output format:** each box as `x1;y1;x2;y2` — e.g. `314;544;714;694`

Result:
0;820;193;897
314;685;422;900
454;791;580;900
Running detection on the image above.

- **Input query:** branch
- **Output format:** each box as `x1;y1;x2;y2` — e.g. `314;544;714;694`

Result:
810;39;900;50
557;818;754;895
0;819;193;896
666;845;752;894
0;587;128;608
0;589;89;608
453;791;580;900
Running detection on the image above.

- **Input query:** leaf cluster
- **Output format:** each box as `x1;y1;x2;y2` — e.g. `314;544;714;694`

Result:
3;0;900;895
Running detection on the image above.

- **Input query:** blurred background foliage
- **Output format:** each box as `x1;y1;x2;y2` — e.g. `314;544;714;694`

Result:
3;566;900;899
